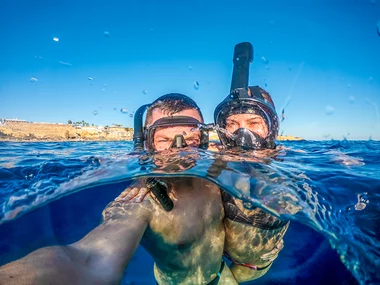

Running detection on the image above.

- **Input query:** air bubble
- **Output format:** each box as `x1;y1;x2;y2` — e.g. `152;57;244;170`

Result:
369;76;374;84
103;31;110;37
188;66;193;70
325;105;335;115
53;37;59;42
120;108;128;114
93;110;98;115
88;76;93;81
243;202;254;210
377;21;380;36
194;81;200;90
182;131;187;135
143;90;148;94
129;113;133;118
349;96;355;104
30;77;38;82
347;83;351;88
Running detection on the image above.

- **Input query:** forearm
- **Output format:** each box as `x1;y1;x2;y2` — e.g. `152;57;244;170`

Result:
0;245;101;285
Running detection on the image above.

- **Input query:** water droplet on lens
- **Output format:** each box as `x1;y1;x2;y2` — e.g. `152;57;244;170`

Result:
103;31;110;37
129;113;133;118
349;96;355;104
53;37;59;42
265;65;270;70
188;66;193;70
88;76;93;81
347;83;351;88
59;61;72;67
93;110;98;115
142;90;148;94
120;108;128;114
261;56;269;64
113;108;117;111
325;105;335;115
30;77;38;82
193;81;200;90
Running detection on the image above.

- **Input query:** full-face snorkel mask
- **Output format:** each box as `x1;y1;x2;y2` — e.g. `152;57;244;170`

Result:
214;42;279;150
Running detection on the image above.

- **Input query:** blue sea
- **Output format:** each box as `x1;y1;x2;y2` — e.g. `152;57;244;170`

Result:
0;140;379;285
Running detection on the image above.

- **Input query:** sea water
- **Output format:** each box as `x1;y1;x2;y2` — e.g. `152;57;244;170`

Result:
0;140;379;285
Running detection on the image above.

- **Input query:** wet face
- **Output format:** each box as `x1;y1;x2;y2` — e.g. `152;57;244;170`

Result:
225;113;268;138
149;108;203;151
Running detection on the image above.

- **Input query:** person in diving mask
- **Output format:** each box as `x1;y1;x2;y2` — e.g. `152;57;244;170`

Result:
214;85;290;283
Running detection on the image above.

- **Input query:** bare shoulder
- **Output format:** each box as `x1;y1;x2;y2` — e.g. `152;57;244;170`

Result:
102;179;153;222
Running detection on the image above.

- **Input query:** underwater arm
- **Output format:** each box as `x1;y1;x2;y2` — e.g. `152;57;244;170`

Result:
0;193;151;285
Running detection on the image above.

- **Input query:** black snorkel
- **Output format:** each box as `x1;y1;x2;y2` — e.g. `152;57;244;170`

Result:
230;42;253;96
133;104;150;151
132;103;174;212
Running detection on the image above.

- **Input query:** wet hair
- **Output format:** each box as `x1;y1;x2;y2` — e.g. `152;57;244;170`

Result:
145;93;204;126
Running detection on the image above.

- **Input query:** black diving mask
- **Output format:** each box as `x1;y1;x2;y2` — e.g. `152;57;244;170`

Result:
145;116;211;152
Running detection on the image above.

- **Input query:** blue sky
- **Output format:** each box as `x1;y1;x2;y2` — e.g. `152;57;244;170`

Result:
1;0;379;140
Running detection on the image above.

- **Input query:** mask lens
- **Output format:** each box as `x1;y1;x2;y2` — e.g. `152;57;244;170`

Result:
153;125;201;151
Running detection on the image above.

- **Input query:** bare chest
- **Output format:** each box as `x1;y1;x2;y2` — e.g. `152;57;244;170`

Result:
146;178;224;248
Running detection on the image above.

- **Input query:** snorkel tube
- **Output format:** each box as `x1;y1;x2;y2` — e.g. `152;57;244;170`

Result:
133;104;150;151
230;42;253;93
132;103;174;211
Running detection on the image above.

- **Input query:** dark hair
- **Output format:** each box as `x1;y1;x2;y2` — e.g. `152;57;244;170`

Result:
145;93;203;126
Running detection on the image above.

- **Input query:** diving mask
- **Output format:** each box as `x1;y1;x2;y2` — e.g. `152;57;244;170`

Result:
145;116;211;152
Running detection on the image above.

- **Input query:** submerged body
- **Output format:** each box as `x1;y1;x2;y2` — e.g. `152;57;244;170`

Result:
103;177;237;285
0;177;237;285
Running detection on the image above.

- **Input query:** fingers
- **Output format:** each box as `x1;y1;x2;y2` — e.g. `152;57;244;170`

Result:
115;187;139;201
130;187;149;203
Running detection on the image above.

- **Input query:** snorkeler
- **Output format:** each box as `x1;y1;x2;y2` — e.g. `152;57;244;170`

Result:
215;85;290;282
213;42;290;283
0;93;238;285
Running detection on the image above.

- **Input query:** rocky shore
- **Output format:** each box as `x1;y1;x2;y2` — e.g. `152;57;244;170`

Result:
0;122;304;142
0;122;133;142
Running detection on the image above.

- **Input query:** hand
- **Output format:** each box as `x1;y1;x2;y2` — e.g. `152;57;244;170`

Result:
115;185;150;203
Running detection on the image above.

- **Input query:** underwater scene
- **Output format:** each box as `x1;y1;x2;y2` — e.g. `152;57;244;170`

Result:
1;0;380;285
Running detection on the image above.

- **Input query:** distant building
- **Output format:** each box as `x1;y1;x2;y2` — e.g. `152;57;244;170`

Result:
2;118;27;123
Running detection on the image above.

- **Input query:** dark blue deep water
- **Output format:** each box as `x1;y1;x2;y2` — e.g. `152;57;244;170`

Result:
0;140;379;285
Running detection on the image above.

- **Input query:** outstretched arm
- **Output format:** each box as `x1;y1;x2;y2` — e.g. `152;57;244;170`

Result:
0;180;151;285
